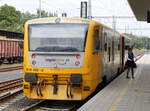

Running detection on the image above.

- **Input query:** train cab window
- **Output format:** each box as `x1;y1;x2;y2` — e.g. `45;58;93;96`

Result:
28;23;89;52
94;29;100;52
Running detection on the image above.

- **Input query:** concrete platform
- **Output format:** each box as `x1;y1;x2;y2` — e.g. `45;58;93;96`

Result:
78;53;150;111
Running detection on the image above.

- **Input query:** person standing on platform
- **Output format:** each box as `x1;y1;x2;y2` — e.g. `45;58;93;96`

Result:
125;48;137;79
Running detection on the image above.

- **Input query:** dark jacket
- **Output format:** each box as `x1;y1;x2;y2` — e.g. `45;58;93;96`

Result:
125;52;137;68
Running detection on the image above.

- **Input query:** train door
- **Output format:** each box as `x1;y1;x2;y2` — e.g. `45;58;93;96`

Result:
121;36;125;71
112;36;115;64
99;27;103;81
111;35;115;78
111;35;120;78
103;31;112;82
93;27;101;83
108;35;112;80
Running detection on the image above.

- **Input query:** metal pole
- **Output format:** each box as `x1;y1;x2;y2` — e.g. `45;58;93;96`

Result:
39;0;41;18
88;0;92;19
81;1;87;18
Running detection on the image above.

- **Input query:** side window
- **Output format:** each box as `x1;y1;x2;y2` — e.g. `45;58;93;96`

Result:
107;37;111;62
112;40;114;61
94;29;100;51
104;32;107;51
99;29;103;51
108;46;111;62
118;39;120;50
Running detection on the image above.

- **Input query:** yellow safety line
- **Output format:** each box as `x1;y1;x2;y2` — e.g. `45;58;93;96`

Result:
108;80;132;111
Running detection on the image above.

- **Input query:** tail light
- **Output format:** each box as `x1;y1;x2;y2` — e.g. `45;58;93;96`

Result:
32;54;37;59
76;54;81;59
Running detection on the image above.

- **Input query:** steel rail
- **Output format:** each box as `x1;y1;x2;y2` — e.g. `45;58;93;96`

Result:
0;89;23;102
0;66;23;72
0;78;23;93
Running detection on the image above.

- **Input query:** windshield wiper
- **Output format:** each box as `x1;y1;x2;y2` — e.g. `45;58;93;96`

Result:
55;47;79;52
35;46;58;52
35;46;79;52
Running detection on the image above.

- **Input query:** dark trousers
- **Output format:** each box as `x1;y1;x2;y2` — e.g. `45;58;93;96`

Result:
127;68;134;78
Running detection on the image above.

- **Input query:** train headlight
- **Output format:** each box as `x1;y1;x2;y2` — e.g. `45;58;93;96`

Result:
25;73;37;83
75;61;80;66
32;60;36;65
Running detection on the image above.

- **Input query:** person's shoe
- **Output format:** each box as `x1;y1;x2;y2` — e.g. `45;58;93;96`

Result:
126;76;130;79
132;76;134;79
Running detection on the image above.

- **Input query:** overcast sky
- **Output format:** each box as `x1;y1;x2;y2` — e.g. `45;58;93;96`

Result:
0;0;133;16
1;0;150;37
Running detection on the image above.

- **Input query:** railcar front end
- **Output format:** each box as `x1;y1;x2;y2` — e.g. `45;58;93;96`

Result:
23;18;102;100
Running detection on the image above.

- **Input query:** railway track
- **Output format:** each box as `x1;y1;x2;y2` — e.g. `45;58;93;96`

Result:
0;66;23;72
0;78;23;111
0;89;22;102
21;100;77;111
0;78;23;104
0;78;23;94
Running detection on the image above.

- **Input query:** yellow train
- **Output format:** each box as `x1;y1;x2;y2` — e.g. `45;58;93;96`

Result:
23;17;131;100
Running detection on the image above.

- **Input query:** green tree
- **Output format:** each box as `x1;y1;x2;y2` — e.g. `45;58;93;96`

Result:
0;4;58;32
37;9;48;18
19;11;37;32
0;4;21;31
37;9;57;18
124;33;150;50
19;10;57;32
